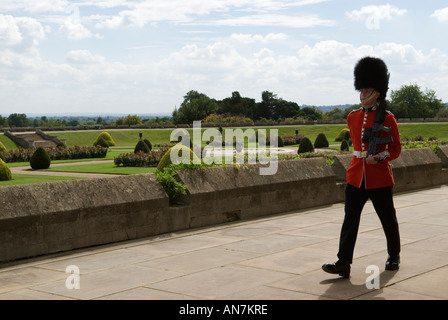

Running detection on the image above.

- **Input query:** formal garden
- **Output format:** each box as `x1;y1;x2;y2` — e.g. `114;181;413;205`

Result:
1;123;448;200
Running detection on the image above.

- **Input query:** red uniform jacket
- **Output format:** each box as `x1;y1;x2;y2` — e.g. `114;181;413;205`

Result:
346;107;401;189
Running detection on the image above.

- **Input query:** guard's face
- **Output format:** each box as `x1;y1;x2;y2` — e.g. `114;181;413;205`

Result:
360;88;379;108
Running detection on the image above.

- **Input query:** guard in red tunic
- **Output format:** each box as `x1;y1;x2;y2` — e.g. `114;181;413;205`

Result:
322;57;402;278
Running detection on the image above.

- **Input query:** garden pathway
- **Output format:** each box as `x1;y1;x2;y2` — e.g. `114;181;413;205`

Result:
9;160;119;179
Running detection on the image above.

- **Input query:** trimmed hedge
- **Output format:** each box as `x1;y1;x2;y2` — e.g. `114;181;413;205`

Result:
93;131;116;147
298;137;314;154
156;144;200;171
30;147;51;170
0;159;12;181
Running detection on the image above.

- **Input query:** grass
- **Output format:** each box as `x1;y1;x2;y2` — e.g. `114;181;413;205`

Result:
44;162;157;175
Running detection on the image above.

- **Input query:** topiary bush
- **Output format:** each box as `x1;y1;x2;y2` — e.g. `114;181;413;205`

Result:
30;147;51;170
314;133;329;148
341;139;350;151
157;144;200;171
94;137;109;148
134;140;150;154
93;132;115;147
0;141;6;152
335;128;350;142
0;159;12;181
143;138;152;151
343;130;352;146
298;137;314;154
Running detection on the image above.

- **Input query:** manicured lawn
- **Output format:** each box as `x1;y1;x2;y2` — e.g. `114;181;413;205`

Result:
44;162;157;175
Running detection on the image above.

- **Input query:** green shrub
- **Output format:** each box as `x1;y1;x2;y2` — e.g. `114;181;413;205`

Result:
0;141;6;152
56;142;66;148
298;137;314;154
93;132;115;147
343;130;352;146
94;137;109;148
155;165;188;204
341;139;350;151
0;159;12;181
143;138;152;151
314;133;329;148
30;147;51;170
335;128;350;141
157;144;200;171
134;140;150;154
0;152;5;162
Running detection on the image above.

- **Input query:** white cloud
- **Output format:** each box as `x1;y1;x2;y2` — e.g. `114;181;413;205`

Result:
346;4;407;22
0;14;45;48
230;33;288;44
199;14;335;28
0;0;69;13
66;50;105;65
431;8;448;22
59;20;101;40
0;14;22;46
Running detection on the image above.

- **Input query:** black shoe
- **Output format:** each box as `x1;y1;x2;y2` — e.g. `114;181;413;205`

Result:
322;260;351;278
385;255;400;271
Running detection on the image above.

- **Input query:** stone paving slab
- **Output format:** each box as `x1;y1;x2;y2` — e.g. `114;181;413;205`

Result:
0;185;447;301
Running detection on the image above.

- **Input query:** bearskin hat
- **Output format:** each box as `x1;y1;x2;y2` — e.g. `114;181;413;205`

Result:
354;56;390;100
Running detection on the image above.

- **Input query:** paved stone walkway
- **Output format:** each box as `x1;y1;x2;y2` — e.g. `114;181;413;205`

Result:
0;185;447;301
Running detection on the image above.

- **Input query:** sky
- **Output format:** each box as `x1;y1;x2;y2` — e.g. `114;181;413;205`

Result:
1;0;448;116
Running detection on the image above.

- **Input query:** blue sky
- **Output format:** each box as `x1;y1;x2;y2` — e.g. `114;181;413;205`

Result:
1;0;448;115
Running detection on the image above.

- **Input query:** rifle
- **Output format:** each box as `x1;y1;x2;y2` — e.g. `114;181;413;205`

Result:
362;100;393;158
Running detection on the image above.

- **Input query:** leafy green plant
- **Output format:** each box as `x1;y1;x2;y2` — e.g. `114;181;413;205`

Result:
0;141;6;152
155;165;188;204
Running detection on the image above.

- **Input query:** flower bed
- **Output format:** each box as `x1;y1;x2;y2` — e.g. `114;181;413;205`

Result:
114;149;168;167
0;146;108;163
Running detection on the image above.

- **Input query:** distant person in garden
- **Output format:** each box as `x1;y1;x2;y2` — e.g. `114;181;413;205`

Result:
322;57;402;278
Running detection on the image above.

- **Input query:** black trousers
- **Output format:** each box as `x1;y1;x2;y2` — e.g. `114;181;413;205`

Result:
337;183;401;264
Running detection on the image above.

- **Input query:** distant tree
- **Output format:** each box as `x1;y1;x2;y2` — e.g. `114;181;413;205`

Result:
272;99;300;121
298;106;323;121
390;84;444;119
324;107;345;121
116;115;143;126
172;90;218;124
218;91;256;119
7;113;30;127
0;116;7;127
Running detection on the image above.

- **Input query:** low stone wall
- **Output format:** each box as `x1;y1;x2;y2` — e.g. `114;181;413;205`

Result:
1;148;447;264
175;158;339;229
0;174;168;263
437;145;448;168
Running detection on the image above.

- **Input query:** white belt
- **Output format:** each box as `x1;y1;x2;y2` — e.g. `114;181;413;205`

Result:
353;151;367;158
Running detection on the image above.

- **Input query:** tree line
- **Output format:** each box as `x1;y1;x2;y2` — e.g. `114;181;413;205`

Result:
1;83;447;128
172;84;447;125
